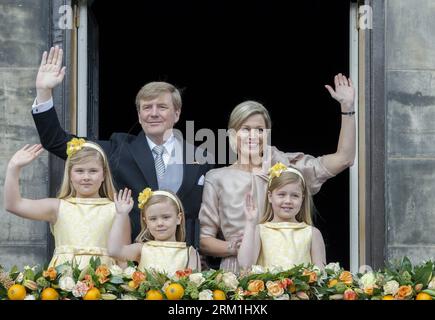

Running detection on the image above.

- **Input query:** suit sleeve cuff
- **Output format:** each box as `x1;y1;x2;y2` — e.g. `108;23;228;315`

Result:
32;97;54;114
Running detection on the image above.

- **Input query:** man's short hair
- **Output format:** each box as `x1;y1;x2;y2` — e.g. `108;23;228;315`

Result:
135;82;182;111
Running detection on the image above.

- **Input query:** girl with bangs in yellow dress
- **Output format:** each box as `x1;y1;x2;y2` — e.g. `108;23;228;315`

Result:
4;138;130;269
108;188;201;275
237;163;326;271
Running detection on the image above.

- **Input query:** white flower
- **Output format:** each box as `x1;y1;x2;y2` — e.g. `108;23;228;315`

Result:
250;265;266;274
109;265;123;277
311;265;322;276
359;272;377;289
120;294;138;300
268;266;284;275
274;294;290;300
123;266;136;279
222;272;239;291
167;271;176;280
428;277;435;290
24;294;36;300
325;262;341;273
58;265;73;277
198;289;213;300
383;280;400;296
59;276;76;292
23;265;39;272
16;273;24;283
189;273;205;287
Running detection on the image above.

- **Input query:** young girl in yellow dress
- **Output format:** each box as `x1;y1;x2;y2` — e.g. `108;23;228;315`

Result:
4;139;128;269
108;188;201;274
237;163;326;271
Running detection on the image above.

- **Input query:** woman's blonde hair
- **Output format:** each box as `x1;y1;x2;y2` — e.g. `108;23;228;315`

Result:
135;191;186;243
260;171;313;225
227;100;272;153
57;142;116;200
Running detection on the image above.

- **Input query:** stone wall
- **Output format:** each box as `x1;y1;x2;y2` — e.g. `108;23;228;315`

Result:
386;0;435;263
0;0;50;269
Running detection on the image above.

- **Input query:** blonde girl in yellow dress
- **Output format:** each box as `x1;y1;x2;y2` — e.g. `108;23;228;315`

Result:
108;188;201;275
4;138;128;269
237;163;326;271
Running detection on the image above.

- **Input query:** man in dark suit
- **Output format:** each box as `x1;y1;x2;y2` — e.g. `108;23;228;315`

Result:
32;46;213;248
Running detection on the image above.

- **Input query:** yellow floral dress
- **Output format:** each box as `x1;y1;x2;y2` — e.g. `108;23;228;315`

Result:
49;197;116;269
257;222;312;269
138;241;198;274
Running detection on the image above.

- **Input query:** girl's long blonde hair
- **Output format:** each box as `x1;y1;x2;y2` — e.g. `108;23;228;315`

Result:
135;191;186;243
260;171;313;225
57;143;116;200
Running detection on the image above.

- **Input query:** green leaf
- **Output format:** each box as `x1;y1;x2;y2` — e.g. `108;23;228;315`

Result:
24;269;35;281
414;261;433;286
109;276;125;284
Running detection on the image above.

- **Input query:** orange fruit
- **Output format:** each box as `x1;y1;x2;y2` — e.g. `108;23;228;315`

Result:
146;289;164;300
213;289;226;300
83;287;101;300
165;283;184;300
416;292;433;300
382;295;394;300
41;287;59;300
7;284;27;300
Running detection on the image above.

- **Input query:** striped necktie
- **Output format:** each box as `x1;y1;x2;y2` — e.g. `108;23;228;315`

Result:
153;145;166;178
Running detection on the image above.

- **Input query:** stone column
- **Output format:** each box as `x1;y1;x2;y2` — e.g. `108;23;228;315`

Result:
0;0;50;269
386;0;435;263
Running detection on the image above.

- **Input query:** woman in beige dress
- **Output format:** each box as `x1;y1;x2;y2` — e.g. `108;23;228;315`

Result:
199;74;356;273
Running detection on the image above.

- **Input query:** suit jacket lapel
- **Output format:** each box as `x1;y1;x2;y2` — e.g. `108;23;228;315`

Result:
177;139;200;199
127;131;159;190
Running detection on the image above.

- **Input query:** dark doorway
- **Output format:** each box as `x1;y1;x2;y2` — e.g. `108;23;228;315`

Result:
91;0;351;269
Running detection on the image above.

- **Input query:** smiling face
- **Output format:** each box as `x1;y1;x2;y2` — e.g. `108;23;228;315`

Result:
138;92;180;143
144;201;181;242
69;158;105;198
236;113;267;162
268;181;304;223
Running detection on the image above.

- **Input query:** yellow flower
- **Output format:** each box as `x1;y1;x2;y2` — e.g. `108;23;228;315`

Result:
138;188;153;209
269;162;288;180
328;279;338;288
66;138;86;157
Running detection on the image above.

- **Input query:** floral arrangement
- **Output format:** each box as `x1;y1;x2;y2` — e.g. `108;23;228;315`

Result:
1;257;435;300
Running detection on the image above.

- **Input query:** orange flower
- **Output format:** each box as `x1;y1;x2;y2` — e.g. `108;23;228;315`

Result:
43;267;57;281
95;265;110;284
83;274;95;289
247;280;265;294
302;270;317;283
343;289;358;300
395;285;413;300
339;271;353;285
132;271;146;285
